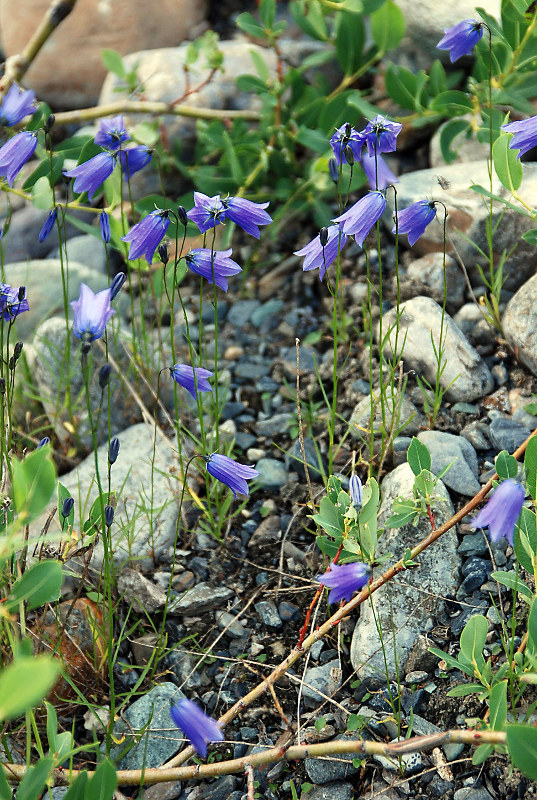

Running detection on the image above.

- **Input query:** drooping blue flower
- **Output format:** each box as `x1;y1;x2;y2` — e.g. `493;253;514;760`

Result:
110;272;126;300
501;115;537;160
0;83;36;126
361;151;398;191
471;479;525;547
222;196;272;239
63;152;116;201
170;364;213;400
349;475;362;509
316;562;371;604
332;191;386;246
121;209;170;264
38;209;57;243
100;211;110;243
94;115;130;150
185;248;242;292
0;283;29;321
437;19;484;62
393;200;437;246
71;283;115;342
204;453;259;498
294;225;347;281
187;192;227;233
170;698;224;759
0;131;38;187
118;145;153;178
359;115;402;158
330;123;363;165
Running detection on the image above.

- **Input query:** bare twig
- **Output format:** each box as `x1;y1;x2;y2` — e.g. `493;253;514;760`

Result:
51;101;260;127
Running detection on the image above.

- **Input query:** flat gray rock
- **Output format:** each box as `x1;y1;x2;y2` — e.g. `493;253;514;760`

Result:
169;582;233;615
503;273;537;377
417;430;480;497
350;386;424;441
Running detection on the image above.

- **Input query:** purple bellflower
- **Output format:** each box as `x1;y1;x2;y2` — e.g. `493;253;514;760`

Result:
471;479;525;547
170;698;224;759
63;152;116;201
71;283;115;342
187;192;227;233
0;131;38;187
362;151;398;191
170;364;213;400
316;562;371;604
330;123;363;165
0;284;29;321
185;248;242;292
38;209;57;243
0;83;36;126
501;115;537;160
349;475;362;509
360;115;402;158
222;196;272;238
437;19;484;62
332;191;386;246
118;145;153;178
100;211;110;243
121;209;170;264
393;200;437;246
94;115;130;150
294;225;347;281
204;453;259;498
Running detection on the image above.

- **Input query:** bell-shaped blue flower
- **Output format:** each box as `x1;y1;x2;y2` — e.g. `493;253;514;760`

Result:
332;191;386;246
316;562;371;604
222;196;272;238
118;145;152;178
204;453;259;498
170;698;224;759
362;151;398;191
63;152;116;201
185;248;242;292
121;209;170;264
0;83;36;126
170;364;213;400
71;283;115;342
437;19;484;62
0;283;29;321
501;115;537;160
471;479;525;547
0;131;38;187
393;200;437;246
94;115;130;150
187;192;227;233
294;225;347;281
330;123;363;165
359;115;402;158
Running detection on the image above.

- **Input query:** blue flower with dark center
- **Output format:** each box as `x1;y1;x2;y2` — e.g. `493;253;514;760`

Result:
187;192;227;233
294;225;347;281
222;196;272;238
204;453;259;498
359;115;402;158
471;479;525;547
38;209;57;243
71;283;115;342
501;115;537;160
121;209;170;264
100;211;110;243
361;151;398;191
94;115;130;150
63;152;116;201
330;123;363;165
185;248;241;292
0;283;29;321
0;83;36;126
393;200;437;246
0;131;38;187
332;191;386;246
316;562;371;604
170;698;224;759
437;19;484;62
118;145;153;178
170;364;213;400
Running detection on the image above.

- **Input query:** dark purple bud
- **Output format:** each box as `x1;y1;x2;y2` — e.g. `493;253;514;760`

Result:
105;505;114;527
8;355;15;370
0;379;5;394
344;145;354;166
344;122;352;141
99;363;112;388
108;436;120;464
328;158;339;182
158;243;169;264
110;272;126;300
177;205;188;227
37;436;50;448
319;227;329;247
17;285;26;302
13;341;23;360
44;114;55;133
38;209;57;243
61;497;74;518
100;211;110;243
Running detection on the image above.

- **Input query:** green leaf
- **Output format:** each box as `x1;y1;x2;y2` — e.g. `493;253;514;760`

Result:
335;10;365;75
493;132;523;192
0;656;59;721
507;725;537;781
385;498;420;528
489;680;507;730
0;767;11;800
260;0;276;29
12;445;56;523
407;437;431;475
101;49;127;78
473;743;494;765
429;59;447;95
347;713;362;731
513;506;537;573
525;435;537;501
84;759;117;800
31;175;54;210
17;757;54;800
312;496;343;538
470;183;534;218
491;570;533;601
62;771;88;800
495;450;519;480
58;482;75;529
459;614;487;675
522;229;537;246
289;0;328;41
370;0;405;52
428;647;475;677
446;683;485;697
528;596;537;654
384;64;427;111
430;90;474;116
5;560;63;612
235;12;266;38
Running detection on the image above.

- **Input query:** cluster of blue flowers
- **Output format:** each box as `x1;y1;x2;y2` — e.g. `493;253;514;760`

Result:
0;283;29;322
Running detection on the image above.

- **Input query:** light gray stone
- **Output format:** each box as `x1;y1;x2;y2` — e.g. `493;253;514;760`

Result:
381;296;494;402
305;732;363;783
404;252;465;313
255;457;288;489
117;568;168;613
302;659;342;703
417;430;480;497
453;303;494;346
349;387;424;441
350;463;460;679
50;235;108;275
307;783;353;800
503;273;537;376
430;118;491;168
169;582;233;615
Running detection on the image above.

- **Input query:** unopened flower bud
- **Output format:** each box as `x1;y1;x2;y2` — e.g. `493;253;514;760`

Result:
37;436;50;448
8;355;15;370
349;474;362;509
108;436;120;465
18;286;26;302
61;497;74;518
44;114;55;133
319;227;329;247
0;379;5;394
104;505;114;527
344;145;354;166
158;243;169;265
13;342;23;360
38;209;57;243
177;205;188;227
100;211;110;243
110;272;126;300
328;158;339;183
344;122;352;141
99;363;112;388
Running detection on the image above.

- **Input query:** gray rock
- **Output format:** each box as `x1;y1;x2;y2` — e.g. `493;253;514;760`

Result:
460;421;490;451
373;739;423;773
488;417;531;452
453;303;493;346
215;611;247;639
234;360;272;380
50;234;108;275
169;582;233;615
350;463;460;679
302;659;342;703
453;787;494;800
108;682;183;769
305;732;363;783
251;299;284;330
417;430;480;496
143;781;182;800
307;782;353;800
457;532;488;557
287;437;325;480
349;387;424;441
255;457;288;489
117;568;168;613
255;600;282;629
281;344;318;372
255;413;293;437
430;118;491;168
382;297;494;402
226;300;261;327
166;647;201;691
503;273;537;377
404;252;465;313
